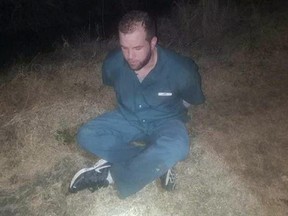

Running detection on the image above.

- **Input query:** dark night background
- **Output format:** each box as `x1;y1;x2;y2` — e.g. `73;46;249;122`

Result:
0;0;287;70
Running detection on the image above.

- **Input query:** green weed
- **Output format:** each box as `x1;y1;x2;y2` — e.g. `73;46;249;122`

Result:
55;128;75;145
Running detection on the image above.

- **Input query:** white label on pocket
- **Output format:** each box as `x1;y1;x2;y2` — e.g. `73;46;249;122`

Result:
158;92;172;96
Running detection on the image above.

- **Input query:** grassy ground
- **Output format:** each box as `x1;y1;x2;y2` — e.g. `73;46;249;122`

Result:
1;15;288;216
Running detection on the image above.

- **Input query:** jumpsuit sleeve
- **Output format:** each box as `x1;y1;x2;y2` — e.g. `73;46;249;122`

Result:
179;59;205;105
102;54;114;87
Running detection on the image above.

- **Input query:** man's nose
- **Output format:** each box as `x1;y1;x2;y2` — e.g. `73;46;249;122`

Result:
127;50;135;59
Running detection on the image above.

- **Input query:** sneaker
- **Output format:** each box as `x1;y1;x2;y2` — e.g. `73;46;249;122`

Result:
69;159;112;193
160;168;176;191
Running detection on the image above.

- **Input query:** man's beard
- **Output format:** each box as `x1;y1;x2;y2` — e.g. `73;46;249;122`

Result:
127;50;152;71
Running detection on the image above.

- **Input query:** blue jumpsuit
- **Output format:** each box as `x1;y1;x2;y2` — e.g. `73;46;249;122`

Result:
77;46;205;198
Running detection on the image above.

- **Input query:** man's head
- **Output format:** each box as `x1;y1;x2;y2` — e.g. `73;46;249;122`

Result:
118;10;157;71
118;10;156;42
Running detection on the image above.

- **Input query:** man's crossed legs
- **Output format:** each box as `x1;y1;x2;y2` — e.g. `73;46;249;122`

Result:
69;110;190;198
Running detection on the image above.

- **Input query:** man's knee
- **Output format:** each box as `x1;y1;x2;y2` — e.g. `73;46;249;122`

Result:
157;134;190;164
174;135;190;160
76;124;93;149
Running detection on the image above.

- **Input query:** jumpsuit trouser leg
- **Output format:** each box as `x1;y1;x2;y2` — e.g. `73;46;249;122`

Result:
77;110;190;198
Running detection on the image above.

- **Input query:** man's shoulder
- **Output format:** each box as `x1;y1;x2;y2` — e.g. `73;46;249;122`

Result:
104;48;123;63
102;48;124;80
159;46;198;73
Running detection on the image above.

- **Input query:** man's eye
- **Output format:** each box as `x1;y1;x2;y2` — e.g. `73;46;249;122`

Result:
135;47;142;51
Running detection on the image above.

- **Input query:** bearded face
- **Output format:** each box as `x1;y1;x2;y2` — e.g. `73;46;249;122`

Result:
119;23;156;71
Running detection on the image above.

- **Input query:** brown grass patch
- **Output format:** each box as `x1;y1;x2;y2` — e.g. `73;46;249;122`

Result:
0;45;115;191
1;20;288;215
191;46;288;215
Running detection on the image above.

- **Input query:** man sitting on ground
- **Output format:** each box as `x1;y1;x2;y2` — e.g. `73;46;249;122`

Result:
69;10;205;199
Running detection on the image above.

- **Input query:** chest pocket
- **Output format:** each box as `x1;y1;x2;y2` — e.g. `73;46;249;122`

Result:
142;79;178;109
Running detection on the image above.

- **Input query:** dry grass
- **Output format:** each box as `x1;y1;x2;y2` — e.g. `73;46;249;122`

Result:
0;43;115;191
1;14;288;216
191;48;288;215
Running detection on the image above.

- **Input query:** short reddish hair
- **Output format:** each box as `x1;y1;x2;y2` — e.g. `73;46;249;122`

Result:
118;10;156;41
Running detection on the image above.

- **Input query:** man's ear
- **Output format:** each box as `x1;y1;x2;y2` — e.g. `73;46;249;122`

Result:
151;36;157;49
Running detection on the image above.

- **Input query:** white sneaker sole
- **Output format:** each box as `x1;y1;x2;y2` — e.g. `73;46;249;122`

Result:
69;159;111;189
